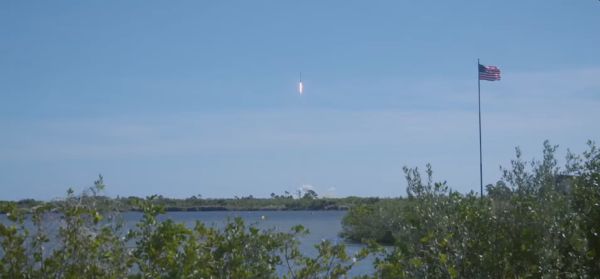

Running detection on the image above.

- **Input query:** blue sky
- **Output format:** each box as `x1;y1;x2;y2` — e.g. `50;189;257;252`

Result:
1;1;599;200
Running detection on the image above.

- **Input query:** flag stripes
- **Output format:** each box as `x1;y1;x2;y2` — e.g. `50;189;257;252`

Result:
479;64;501;81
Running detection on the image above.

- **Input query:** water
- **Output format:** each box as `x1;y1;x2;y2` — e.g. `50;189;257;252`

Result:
2;210;376;276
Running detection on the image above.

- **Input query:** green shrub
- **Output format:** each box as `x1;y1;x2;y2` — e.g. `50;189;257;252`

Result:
342;140;600;278
0;177;368;279
4;140;599;278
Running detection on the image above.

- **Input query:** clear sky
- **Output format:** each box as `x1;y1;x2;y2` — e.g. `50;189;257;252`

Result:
1;1;599;200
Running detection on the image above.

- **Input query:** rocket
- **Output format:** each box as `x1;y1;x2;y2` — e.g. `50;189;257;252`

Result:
298;72;303;95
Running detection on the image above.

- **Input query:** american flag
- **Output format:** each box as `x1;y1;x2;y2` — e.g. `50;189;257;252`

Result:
479;64;501;81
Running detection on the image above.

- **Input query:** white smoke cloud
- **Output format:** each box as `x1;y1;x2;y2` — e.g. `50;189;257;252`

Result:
300;184;314;192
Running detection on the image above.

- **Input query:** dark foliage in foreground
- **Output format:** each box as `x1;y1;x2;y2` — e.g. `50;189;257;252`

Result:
0;178;369;279
343;140;600;278
2;140;599;278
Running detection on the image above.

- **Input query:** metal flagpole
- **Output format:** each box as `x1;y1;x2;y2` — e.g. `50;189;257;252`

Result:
478;59;483;198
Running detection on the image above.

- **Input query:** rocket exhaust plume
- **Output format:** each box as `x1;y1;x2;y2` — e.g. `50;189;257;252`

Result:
298;72;303;95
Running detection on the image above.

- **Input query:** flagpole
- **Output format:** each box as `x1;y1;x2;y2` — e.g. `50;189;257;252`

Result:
478;58;483;198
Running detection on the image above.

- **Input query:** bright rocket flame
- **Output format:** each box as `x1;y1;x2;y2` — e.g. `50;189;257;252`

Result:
298;81;304;95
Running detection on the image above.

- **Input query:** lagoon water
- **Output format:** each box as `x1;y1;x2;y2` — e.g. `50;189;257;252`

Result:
2;210;376;276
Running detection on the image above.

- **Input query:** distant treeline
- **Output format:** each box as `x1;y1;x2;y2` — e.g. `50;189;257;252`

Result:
1;192;386;213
